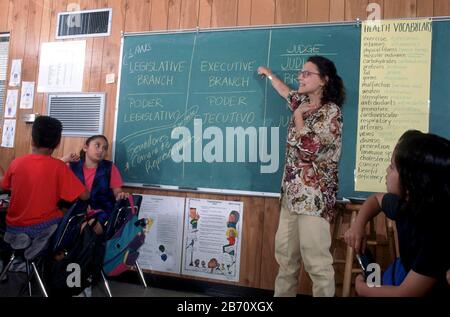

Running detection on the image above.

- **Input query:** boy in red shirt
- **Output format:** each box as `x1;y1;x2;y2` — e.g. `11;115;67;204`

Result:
1;116;88;239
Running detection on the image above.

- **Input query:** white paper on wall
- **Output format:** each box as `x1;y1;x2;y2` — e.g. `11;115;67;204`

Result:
137;194;185;274
182;198;243;282
37;41;86;92
9;59;22;87
1;119;16;148
19;81;35;109
4;89;18;118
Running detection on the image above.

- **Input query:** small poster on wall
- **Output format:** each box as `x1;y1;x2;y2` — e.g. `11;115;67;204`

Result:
37;40;86;92
137;194;185;274
1;119;16;148
19;81;35;109
9;59;21;87
4;89;18;118
182;198;243;282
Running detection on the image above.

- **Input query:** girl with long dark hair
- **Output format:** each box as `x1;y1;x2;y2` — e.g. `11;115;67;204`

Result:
345;130;450;296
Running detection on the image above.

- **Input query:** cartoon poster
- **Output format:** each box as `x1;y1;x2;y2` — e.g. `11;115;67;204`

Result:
19;81;35;109
9;59;21;87
4;89;18;118
1;119;16;148
182;198;243;282
137;194;185;274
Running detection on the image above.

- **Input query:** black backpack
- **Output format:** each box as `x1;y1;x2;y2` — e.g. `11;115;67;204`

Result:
44;221;105;297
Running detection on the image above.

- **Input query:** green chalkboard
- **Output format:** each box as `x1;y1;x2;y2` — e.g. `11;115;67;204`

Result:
430;21;450;141
114;21;450;198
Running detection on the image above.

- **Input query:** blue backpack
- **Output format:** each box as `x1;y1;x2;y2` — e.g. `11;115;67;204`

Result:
382;257;407;286
103;195;147;277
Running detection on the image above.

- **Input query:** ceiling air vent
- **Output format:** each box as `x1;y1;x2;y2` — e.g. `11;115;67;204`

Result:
47;93;105;137
56;8;112;39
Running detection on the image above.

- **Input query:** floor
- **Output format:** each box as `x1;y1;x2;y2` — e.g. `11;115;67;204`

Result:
92;280;209;297
0;272;209;297
0;256;273;297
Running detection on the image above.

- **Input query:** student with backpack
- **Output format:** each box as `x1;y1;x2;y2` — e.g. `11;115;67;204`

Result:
0;116;88;284
62;135;128;235
1;116;89;233
344;130;450;296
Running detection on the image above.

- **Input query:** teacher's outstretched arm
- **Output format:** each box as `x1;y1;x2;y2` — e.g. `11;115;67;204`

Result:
257;66;291;100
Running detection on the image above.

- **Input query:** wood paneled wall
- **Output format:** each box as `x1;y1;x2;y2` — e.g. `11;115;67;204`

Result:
0;0;449;295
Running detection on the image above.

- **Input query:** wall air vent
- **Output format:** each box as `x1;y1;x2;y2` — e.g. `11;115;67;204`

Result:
47;93;105;136
56;8;112;39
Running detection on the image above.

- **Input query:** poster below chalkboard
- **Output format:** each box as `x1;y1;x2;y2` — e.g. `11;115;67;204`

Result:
182;198;243;282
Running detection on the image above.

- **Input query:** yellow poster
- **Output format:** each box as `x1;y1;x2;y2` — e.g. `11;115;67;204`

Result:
355;19;432;193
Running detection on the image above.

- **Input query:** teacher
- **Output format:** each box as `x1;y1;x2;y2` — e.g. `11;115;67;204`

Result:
258;55;345;297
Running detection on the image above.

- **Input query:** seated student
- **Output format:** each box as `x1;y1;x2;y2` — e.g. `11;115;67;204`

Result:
344;130;450;297
0;116;89;256
448;269;450;286
62;135;128;235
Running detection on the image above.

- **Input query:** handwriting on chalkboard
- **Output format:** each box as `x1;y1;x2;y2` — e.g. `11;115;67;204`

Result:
125;43;152;59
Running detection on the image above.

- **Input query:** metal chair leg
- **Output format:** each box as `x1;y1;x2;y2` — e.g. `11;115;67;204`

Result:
101;270;112;297
31;262;48;297
135;260;147;288
26;260;32;296
0;252;15;281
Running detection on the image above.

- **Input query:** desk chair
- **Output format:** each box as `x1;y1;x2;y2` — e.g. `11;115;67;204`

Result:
0;231;51;297
50;200;112;297
1;193;50;296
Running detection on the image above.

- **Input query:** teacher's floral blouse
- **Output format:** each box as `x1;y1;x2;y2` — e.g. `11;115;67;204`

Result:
281;91;343;222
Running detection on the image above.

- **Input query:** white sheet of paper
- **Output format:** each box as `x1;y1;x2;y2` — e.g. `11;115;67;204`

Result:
0;42;8;81
4;89;18;118
9;59;21;87
1;119;16;148
138;194;185;274
37;41;86;92
19;81;35;109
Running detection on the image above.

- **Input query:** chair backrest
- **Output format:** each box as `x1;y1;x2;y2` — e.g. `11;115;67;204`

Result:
132;195;143;214
44;215;106;296
0;193;9;235
104;194;143;240
51;200;88;252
